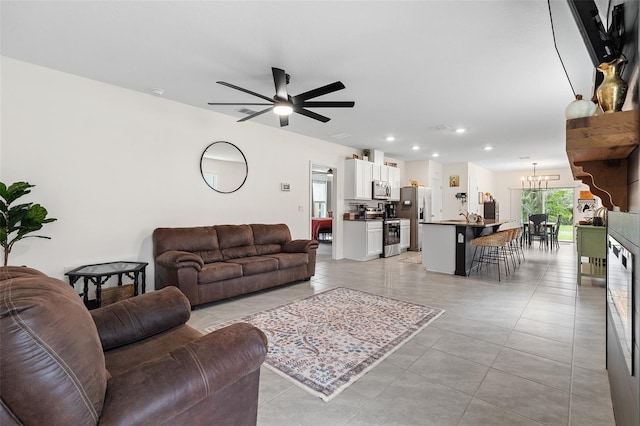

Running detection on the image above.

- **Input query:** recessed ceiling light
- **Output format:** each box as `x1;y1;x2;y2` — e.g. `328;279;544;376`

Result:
432;153;439;157
455;127;466;134
412;146;420;151
484;146;493;151
386;136;395;142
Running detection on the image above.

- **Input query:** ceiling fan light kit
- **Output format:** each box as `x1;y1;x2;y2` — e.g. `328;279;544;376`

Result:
273;102;293;116
208;67;354;126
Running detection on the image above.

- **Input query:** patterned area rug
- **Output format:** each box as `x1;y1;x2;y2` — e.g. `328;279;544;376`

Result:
205;287;444;402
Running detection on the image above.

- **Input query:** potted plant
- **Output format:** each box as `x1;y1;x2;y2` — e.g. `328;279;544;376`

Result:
362;149;370;161
0;181;57;266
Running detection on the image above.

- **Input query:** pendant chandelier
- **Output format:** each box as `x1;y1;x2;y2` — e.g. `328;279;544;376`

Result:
521;163;560;190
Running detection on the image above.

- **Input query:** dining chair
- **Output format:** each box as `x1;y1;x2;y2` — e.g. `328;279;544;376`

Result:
528;214;548;247
549;215;562;249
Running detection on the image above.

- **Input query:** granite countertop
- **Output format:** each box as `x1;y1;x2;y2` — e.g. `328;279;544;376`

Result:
421;220;509;227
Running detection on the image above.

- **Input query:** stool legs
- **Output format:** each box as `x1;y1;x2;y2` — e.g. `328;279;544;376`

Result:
468;229;524;282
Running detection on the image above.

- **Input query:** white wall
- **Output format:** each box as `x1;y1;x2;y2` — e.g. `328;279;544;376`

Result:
404;160;430;187
467;163;493;214
0;57;359;284
441;163;469;219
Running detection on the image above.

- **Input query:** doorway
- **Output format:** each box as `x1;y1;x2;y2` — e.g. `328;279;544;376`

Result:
311;163;336;260
521;188;575;242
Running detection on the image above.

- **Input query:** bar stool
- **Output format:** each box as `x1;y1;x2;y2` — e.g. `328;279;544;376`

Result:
468;232;512;281
513;227;525;263
497;228;525;268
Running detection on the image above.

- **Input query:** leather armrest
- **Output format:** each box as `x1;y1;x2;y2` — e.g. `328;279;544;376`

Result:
282;239;319;253
99;323;268;425
156;250;204;271
0;266;47;281
91;287;191;350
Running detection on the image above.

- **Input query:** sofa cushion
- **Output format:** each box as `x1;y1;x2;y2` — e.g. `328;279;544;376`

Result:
199;262;243;284
216;225;258;260
226;256;279;276
266;253;309;269
252;224;291;255
222;245;258;260
255;243;282;255
251;224;291;245
103;324;203;377
153;227;223;263
198;249;224;264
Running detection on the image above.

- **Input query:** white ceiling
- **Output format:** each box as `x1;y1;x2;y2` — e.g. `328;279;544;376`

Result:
0;0;580;172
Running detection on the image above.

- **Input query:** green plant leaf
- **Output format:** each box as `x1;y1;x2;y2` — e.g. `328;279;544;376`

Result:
1;181;56;266
0;182;33;205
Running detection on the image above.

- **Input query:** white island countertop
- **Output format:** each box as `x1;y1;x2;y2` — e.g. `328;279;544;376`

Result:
421;220;510;276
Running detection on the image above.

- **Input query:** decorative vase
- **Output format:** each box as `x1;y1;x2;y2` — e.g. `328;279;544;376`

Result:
596;58;628;113
565;94;597;119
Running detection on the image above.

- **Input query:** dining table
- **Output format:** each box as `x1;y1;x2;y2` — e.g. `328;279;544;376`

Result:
523;221;556;247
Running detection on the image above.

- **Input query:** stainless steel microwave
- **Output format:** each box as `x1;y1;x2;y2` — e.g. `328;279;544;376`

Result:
372;180;391;200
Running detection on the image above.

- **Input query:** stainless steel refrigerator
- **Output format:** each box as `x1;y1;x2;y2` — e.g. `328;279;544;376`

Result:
397;186;432;251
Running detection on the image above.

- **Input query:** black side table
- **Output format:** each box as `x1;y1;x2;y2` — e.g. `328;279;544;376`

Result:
66;261;148;309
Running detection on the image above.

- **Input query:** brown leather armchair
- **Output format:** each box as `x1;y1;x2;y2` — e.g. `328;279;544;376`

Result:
0;266;267;426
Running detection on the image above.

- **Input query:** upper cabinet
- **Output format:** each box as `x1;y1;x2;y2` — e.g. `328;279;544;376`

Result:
388;166;400;201
344;159;373;200
345;159;401;201
566;110;639;211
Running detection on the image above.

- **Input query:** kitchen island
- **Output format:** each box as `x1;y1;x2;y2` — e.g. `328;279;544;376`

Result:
421;220;509;276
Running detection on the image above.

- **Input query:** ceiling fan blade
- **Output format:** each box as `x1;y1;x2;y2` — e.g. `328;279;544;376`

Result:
301;101;355;108
217;81;275;103
294;107;331;123
208;102;273;105
293;81;345;102
272;67;289;101
237;107;273;122
279;115;289;127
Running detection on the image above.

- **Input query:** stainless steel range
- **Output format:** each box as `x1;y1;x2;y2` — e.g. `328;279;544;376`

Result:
382;219;401;257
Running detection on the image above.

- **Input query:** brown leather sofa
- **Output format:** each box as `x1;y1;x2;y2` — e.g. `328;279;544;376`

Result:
153;223;318;307
0;266;268;426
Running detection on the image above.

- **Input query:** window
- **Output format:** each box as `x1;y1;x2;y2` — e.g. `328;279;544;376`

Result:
521;188;574;242
312;181;328;218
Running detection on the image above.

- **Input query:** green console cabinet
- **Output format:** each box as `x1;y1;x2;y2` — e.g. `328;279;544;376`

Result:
576;225;606;285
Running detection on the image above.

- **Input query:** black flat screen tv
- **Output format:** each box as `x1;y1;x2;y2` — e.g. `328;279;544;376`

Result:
549;0;636;98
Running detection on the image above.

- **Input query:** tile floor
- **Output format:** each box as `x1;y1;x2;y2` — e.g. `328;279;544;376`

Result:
188;242;615;425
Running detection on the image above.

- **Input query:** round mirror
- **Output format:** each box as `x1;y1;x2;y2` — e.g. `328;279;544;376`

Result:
200;141;248;193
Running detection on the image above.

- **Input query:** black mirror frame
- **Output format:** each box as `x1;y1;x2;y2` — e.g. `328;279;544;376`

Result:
199;141;248;194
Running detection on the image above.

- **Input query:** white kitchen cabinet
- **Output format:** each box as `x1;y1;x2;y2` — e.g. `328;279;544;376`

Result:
343;220;383;261
388;166;400;201
380;164;389;183
367;223;383;257
371;163;381;181
344;159;372;200
400;219;410;251
372;163;390;183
